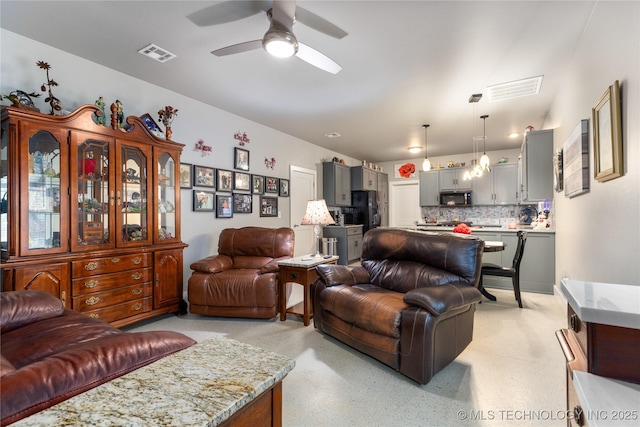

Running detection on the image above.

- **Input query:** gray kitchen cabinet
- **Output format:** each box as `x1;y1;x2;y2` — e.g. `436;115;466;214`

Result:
520;129;554;202
475;231;555;294
419;170;440;206
472;163;518;205
351;166;378;191
439;168;471;190
322;225;363;265
323;162;351;206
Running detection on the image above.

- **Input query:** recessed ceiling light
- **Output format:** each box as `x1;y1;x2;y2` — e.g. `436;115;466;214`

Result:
486;75;543;102
408;146;422;154
138;44;177;63
324;132;341;138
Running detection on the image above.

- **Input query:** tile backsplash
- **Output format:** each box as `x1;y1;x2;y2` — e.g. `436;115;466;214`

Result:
421;202;554;227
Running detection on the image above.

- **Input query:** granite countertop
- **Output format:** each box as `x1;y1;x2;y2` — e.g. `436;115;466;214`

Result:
560;279;640;329
14;337;295;427
411;225;555;234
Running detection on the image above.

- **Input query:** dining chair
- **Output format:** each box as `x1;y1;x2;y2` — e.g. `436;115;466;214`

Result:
479;230;528;308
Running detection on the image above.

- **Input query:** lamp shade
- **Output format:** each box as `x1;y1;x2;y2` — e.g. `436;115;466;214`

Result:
301;199;335;225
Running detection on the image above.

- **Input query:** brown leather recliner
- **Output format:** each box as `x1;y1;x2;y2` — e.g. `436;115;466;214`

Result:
188;227;295;319
312;228;484;385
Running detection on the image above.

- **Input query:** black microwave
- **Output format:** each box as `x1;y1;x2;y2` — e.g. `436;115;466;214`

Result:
440;191;472;206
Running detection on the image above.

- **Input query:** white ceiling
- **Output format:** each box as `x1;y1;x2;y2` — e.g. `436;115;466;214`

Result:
0;1;597;163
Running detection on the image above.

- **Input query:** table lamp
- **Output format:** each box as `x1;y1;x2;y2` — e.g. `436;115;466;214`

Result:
300;199;335;257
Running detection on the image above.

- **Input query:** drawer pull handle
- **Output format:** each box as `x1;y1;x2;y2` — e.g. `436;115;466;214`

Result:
132;303;143;311
84;262;99;271
570;313;579;332
84;280;99;289
131;272;142;280
89;313;100;319
132;287;143;295
111;257;120;264
289;272;298;279
131;257;142;265
85;296;100;306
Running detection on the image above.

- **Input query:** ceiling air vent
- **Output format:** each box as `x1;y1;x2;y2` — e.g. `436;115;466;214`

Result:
486;75;543;102
137;44;176;63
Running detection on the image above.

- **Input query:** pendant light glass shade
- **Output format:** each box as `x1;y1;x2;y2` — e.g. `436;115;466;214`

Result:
479;115;490;171
422;124;431;171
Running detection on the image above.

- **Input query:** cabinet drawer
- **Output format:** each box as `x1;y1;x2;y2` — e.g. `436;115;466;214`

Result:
82;297;152;323
72;253;152;277
72;267;152;295
72;283;152;312
347;227;362;236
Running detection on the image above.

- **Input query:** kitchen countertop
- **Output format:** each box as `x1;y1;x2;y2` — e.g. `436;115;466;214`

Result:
560;279;640;329
409;224;555;234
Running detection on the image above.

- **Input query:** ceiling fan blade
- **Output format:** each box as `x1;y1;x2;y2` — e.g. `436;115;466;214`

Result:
212;40;263;57
295;6;348;39
187;1;267;27
296;42;342;74
271;0;296;28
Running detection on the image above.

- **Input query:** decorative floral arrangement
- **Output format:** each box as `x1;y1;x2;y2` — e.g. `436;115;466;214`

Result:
265;157;276;169
452;223;471;234
195;139;212;156
158;106;178;127
37;60;62;114
234;131;250;145
398;162;416;178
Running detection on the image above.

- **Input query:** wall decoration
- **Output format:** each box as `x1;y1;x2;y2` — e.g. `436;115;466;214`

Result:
193;165;215;188
395;162;416;178
2;90;40;112
37;60;62;114
158;105;178;140
260;196;278;217
233;193;252;213
265;157;276;169
216;194;233;218
140;113;162;137
593;80;623;182
194;139;212;156
234;131;250;145
216;169;233;192
553;150;563;193
563;119;589;198
234;147;250;171
279;178;290;197
193;190;214;212
252;175;264;194
265;177;279;194
234;171;251;191
179;163;192;189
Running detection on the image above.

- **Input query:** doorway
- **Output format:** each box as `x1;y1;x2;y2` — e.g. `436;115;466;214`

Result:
389;179;421;227
290;165;317;257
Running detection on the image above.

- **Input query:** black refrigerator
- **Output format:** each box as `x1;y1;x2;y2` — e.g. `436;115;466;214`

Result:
351;190;380;233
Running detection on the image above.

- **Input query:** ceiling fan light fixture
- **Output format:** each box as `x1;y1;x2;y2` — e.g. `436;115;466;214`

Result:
408;146;422;154
263;30;299;58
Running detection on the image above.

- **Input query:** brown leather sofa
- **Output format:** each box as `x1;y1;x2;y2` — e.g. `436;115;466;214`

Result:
188;226;295;319
0;290;195;426
312;228;484;385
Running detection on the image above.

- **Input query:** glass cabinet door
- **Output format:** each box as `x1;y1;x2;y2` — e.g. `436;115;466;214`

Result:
155;150;179;243
70;132;114;251
1;119;9;258
118;142;152;246
20;125;69;255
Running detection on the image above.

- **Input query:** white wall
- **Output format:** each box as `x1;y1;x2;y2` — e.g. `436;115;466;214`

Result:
0;29;358;290
544;1;640;286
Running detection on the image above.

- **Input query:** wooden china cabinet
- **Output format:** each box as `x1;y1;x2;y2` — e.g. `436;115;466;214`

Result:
1;105;187;327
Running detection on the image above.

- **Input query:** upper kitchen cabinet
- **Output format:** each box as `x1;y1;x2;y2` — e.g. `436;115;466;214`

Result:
323;161;351;206
520;129;553;202
419;170;439;206
472;163;519;205
351;166;378;191
439;168;471;190
1;105;187;326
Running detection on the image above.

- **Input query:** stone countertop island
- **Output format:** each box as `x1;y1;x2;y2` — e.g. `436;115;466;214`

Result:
13;337;295;427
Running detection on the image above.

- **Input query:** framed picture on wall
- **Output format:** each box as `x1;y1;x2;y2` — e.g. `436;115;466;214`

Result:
252;175;264;194
260;196;278;217
179;163;192;189
216;194;233;218
193;165;215;188
193;190;214;212
279;178;289;197
234;171;251;191
234;147;250;171
265;177;279;194
216;169;233;192
593;80;623;182
233;193;252;213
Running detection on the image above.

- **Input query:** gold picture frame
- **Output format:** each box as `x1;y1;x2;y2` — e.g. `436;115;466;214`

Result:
592;80;623;182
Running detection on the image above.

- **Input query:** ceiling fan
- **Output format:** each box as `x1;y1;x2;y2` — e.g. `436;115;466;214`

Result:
188;0;346;74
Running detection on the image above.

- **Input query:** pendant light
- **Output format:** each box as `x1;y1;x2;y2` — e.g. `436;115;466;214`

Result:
479;114;491;171
422;124;431;171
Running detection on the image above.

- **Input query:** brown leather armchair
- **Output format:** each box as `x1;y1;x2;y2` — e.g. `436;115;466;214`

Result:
188;227;295;319
312;228;484;384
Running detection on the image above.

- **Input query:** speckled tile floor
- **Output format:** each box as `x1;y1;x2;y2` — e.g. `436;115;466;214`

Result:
127;288;567;426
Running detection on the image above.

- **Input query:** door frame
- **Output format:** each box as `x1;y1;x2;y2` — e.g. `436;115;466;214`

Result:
388;179;420;227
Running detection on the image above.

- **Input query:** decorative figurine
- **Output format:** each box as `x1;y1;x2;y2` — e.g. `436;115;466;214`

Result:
37;60;62;114
2;90;40;111
115;100;124;129
158;106;178;140
94;96;106;126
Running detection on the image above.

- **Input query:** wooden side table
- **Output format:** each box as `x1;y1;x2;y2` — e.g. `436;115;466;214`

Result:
277;256;339;326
